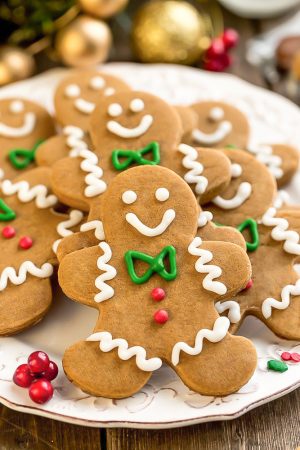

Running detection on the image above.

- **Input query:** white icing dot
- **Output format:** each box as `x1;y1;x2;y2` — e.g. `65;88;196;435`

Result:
155;188;169;202
108;103;123;117
209;107;224;121
104;87;115;96
10;100;24;113
89;76;105;90
231;163;242;178
130;98;144;113
122;190;137;204
65;84;81;98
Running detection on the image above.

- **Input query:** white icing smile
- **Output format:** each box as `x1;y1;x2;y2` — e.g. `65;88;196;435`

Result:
0;101;36;138
74;98;95;114
192;107;232;145
212;182;252;209
125;209;176;236
107;114;153;138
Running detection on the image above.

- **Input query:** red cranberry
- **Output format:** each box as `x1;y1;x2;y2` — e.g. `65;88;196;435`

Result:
43;361;58;381
19;236;33;250
13;364;35;388
222;28;239;50
281;352;291;361
291;353;300;362
154;309;169;324
206;38;225;59
2;226;16;239
28;351;50;374
29;378;53;404
151;287;166;302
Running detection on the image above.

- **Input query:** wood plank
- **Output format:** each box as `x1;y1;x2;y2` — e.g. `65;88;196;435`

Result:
107;388;300;450
0;405;103;450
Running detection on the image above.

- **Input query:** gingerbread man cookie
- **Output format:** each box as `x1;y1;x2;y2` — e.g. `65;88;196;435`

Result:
0;167;83;335
50;91;232;210
215;208;300;340
58;165;256;398
0;98;55;181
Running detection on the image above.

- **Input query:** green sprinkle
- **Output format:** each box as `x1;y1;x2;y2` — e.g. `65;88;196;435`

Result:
267;360;288;373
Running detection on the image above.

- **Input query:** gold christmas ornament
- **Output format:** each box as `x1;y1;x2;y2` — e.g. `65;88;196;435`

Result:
0;46;35;86
78;0;128;18
132;0;210;65
55;15;112;67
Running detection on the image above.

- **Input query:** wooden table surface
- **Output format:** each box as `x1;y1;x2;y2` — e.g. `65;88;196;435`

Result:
1;3;300;449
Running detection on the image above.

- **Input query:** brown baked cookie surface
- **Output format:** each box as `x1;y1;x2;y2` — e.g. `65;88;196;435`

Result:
0;167;83;335
0;98;55;180
54;70;131;130
58;165;256;399
175;105;198;141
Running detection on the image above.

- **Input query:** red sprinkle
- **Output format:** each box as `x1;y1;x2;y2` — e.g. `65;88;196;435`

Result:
244;279;253;290
154;309;169;324
281;352;291;361
151;287;165;302
19;236;33;250
2;226;16;239
291;353;300;363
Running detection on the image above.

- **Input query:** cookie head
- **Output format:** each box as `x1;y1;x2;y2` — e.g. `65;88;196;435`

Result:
54;71;131;130
188;101;250;149
90;91;182;154
98;165;199;244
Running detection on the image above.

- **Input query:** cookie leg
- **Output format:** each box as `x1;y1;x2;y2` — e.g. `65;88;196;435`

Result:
262;299;300;340
172;334;257;396
63;340;152;398
0;279;52;335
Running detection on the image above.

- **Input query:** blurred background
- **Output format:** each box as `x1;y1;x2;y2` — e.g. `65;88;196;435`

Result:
0;0;300;103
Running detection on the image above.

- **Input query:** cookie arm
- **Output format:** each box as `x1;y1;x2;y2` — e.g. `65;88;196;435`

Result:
57;229;100;262
197;221;246;250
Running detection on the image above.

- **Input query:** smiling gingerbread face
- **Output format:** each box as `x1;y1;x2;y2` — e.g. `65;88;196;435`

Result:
54;71;131;130
0;98;55;180
184;101;250;149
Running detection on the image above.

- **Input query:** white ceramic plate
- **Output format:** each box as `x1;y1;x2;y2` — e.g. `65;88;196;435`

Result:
0;63;300;429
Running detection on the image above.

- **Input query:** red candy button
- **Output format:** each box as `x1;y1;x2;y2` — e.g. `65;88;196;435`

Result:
244;279;253;290
2;226;16;239
19;236;33;250
291;353;300;363
151;287;165;302
281;352;291;361
154;309;169;324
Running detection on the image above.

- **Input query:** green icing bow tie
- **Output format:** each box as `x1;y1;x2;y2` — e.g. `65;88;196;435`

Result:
0;199;16;221
8;139;44;170
125;245;177;284
112;141;160;171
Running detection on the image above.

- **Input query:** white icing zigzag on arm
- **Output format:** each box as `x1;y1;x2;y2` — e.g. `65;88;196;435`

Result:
248;145;283;180
80;220;105;240
171;316;230;366
94;242;117;303
0;262;53;291
87;332;162;371
178;144;208;195
64;126;107;198
1;180;57;208
52;210;84;254
262;207;300;255
262;279;300;319
188;237;227;295
198;211;213;228
215;300;241;323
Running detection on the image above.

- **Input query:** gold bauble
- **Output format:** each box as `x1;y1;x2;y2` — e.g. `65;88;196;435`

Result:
78;0;128;18
132;0;210;65
55;15;112;67
0;46;35;86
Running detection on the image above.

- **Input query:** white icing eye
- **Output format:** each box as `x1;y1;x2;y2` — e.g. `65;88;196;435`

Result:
108;103;123;117
89;76;105;90
122;190;137;204
155;188;170;202
10;100;24;113
65;84;81;98
104;87;115;96
231;163;242;178
130;98;144;113
209;107;224;121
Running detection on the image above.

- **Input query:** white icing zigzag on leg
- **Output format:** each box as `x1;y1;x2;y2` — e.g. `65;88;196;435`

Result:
188;237;227;295
52;210;84;254
215;300;241;323
262;207;300;255
0;262;53;291
1;180;57;208
94;242;117;303
171;316;230;366
87;331;162;371
178;144;208;195
262;279;300;319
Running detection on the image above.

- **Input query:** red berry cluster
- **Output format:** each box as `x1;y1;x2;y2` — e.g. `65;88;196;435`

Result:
204;28;239;72
13;351;58;404
281;352;300;363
